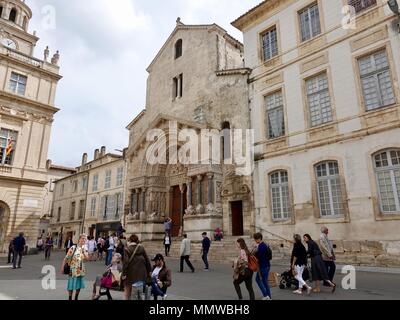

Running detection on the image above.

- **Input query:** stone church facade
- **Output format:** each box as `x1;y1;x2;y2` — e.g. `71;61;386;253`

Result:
124;20;254;241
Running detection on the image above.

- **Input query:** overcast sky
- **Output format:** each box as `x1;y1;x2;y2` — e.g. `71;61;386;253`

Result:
26;0;261;167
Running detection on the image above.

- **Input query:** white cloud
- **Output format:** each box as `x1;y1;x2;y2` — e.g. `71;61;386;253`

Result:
22;0;261;167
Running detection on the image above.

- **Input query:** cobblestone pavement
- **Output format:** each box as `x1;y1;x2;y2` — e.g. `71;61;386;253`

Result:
0;251;399;300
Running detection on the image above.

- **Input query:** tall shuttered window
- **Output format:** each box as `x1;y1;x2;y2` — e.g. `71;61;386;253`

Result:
262;27;278;61
299;3;321;42
358;50;395;111
270;170;291;220
374;150;400;213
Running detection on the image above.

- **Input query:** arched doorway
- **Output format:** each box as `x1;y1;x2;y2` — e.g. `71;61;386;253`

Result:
0;201;10;251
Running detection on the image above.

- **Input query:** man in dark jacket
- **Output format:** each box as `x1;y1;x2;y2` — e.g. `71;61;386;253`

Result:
201;232;211;270
12;232;26;269
150;254;172;300
64;236;73;254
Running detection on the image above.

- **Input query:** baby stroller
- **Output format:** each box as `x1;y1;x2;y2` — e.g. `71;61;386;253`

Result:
279;267;310;290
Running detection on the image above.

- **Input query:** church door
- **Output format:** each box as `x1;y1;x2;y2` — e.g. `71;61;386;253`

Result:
171;186;187;237
231;201;244;236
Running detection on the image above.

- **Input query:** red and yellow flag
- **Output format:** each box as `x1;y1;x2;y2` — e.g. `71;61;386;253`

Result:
5;137;13;157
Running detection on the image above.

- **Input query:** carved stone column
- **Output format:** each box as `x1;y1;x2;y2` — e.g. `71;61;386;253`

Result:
179;184;186;230
139;188;146;220
129;190;134;215
206;173;215;214
196;175;205;214
134;188;140;220
185;178;195;215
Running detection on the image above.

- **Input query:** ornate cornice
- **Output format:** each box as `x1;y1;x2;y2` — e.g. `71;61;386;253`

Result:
0;105;54;123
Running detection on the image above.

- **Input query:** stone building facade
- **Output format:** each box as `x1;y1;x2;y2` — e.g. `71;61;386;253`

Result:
49;147;125;245
39;161;76;241
125;20;253;241
233;0;400;265
0;0;62;252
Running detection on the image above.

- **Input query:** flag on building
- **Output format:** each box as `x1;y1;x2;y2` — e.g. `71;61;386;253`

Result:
5;137;13;157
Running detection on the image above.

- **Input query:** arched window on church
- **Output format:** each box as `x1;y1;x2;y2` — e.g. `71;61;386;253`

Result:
175;39;182;59
221;122;231;162
9;8;17;23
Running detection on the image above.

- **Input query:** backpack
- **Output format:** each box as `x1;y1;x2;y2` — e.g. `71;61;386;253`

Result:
266;245;272;261
248;254;259;272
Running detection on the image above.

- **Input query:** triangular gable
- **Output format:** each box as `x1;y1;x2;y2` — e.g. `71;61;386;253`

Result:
146;21;243;73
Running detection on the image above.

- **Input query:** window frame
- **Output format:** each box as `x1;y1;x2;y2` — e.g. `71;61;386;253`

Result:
0;128;18;166
357;49;396;112
314;161;345;218
305;71;333;128
116;167;124;187
373;149;400;214
269;170;292;221
261;26;279;62
90;197;97;217
70;202;76;220
175;39;183;59
9;72;27;96
78;200;85;219
298;2;322;43
92;174;99;192
265;90;286;140
347;0;377;14
105;170;112;189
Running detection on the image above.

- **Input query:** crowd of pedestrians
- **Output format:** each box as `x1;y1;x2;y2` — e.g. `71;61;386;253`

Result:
6;222;338;301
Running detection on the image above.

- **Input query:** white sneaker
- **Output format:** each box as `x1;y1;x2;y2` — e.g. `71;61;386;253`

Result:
262;296;271;300
293;289;303;295
162;294;168;300
306;287;312;296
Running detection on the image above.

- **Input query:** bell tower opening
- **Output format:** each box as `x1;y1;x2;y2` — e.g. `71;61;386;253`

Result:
9;8;17;23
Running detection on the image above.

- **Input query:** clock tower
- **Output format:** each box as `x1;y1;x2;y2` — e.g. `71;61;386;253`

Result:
0;0;62;252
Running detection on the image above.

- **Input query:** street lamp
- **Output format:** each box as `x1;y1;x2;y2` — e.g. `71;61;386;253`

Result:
388;0;400;32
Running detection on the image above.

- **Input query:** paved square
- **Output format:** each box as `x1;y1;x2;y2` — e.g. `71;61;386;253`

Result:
0;251;399;300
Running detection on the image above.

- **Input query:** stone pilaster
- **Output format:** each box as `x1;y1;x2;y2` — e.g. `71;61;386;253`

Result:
196;175;205;214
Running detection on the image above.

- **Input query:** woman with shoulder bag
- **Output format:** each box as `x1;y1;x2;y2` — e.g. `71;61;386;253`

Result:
60;234;89;300
233;238;255;300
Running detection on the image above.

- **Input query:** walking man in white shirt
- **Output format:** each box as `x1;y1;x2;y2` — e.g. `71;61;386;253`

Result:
179;234;195;273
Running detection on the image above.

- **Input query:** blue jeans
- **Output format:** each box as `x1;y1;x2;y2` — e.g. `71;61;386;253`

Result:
106;249;113;265
151;276;165;299
256;266;271;298
202;250;209;269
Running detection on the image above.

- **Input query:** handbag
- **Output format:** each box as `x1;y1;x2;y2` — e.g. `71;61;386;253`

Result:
63;245;77;275
101;271;113;289
247;254;259;272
